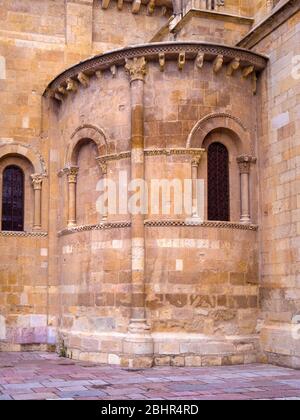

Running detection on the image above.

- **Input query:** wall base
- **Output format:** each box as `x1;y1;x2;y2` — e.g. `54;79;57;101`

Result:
58;330;261;368
260;324;300;369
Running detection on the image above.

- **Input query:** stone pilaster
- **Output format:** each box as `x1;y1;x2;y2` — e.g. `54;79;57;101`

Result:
97;159;108;221
191;153;204;219
64;166;79;228
124;57;153;368
237;156;256;224
31;174;43;230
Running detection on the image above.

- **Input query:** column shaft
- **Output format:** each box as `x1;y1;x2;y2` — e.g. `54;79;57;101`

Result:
31;174;43;230
65;167;79;228
125;57;150;335
237;156;256;224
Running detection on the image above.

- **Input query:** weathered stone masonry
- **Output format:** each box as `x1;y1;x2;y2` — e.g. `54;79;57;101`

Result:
0;0;299;369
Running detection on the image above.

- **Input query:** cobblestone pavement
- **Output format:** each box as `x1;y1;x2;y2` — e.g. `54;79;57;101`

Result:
0;352;300;400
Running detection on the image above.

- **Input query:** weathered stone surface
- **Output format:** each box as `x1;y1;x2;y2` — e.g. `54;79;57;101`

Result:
0;0;298;369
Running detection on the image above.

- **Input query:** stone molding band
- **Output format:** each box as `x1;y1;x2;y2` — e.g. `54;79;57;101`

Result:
95;148;207;165
45;42;268;94
144;220;258;230
57;220;258;235
58;222;132;236
0;231;48;238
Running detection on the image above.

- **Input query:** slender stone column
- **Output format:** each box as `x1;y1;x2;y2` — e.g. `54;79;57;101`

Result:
191;153;204;219
237;156;256;224
97;160;108;221
31;174;43;230
65;166;79;228
124;57;153;368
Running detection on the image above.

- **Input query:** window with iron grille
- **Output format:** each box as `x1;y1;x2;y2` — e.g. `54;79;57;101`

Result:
1;165;24;231
207;142;230;221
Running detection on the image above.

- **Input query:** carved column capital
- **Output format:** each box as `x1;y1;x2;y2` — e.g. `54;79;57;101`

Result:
97;159;107;176
237;155;257;174
191;154;203;167
31;174;43;190
125;57;147;83
64;166;79;183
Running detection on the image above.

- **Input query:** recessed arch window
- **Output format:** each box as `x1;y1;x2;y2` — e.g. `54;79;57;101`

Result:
207;142;230;221
1;165;24;231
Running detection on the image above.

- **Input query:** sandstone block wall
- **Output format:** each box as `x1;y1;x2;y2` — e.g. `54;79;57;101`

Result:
0;0;298;368
250;7;300;368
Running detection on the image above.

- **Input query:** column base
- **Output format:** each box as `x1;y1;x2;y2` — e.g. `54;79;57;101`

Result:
122;319;154;368
240;216;251;224
186;216;203;224
67;222;77;229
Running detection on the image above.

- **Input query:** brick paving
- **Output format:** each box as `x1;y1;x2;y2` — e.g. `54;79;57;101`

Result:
0;352;300;400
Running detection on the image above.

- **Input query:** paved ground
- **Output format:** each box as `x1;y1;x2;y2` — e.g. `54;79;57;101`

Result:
0;352;300;400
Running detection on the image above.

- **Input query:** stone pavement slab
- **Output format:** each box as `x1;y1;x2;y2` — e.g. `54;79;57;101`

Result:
0;352;300;401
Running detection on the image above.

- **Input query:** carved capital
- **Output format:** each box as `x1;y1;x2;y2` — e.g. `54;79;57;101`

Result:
191;154;203;167
97;160;108;176
64;166;79;183
125;57;147;82
31;174;43;190
237;155;257;174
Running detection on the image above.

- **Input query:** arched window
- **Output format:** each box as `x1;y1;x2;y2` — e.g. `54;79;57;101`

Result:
2;165;24;231
208;142;230;221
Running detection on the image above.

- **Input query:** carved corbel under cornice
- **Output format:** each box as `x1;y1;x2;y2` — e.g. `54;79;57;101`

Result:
242;65;254;78
178;52;186;70
78;72;89;88
102;0;111;9
159;53;165;71
132;0;142;14
227;58;240;76
195;52;204;69
213;55;223;73
147;0;156;15
66;78;78;92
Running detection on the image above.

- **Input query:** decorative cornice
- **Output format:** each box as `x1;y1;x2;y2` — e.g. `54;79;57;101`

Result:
237;0;300;49
144;219;258;231
96;151;131;164
44;42;268;97
96;148;205;163
144;148;205;157
58;221;131;236
0;231;48;238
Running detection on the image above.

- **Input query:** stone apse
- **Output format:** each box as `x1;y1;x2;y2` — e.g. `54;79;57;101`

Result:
42;41;267;368
0;0;299;369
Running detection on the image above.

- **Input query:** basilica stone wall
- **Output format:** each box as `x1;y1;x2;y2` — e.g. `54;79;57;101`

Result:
0;0;299;369
43;41;267;366
239;3;300;368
